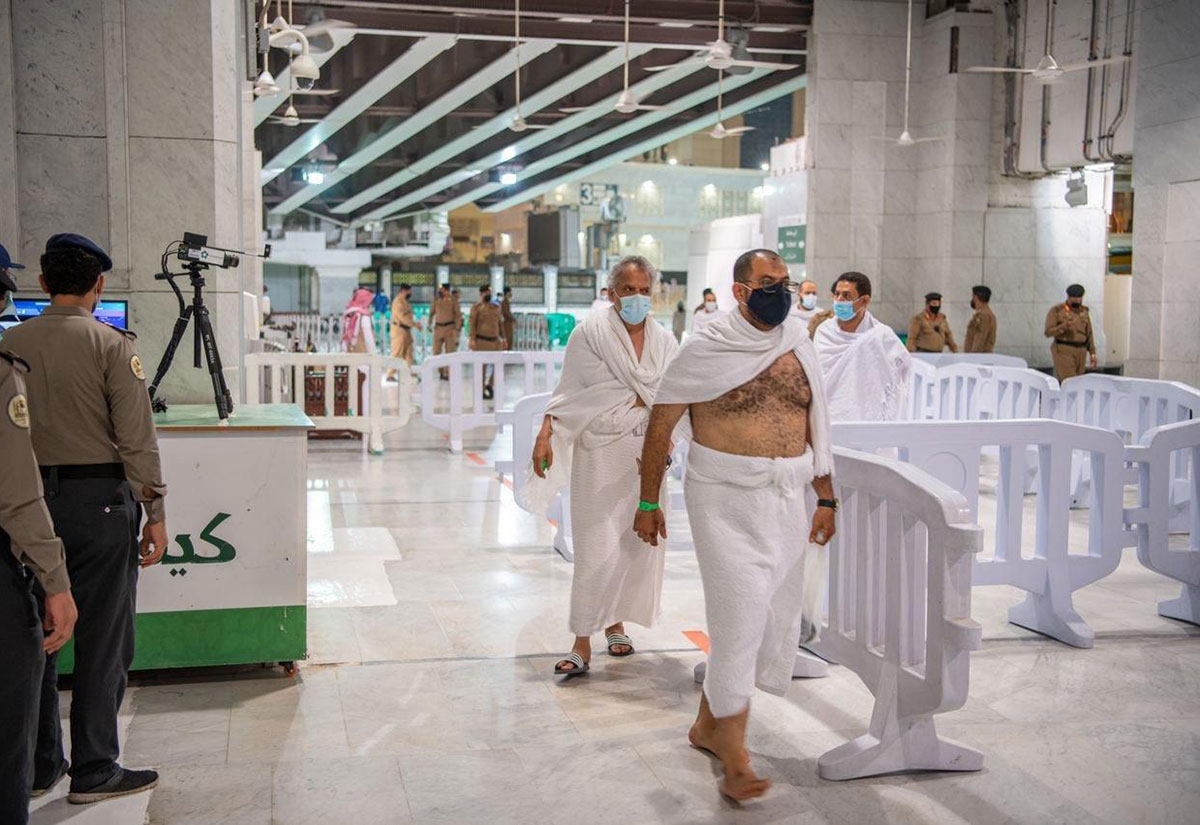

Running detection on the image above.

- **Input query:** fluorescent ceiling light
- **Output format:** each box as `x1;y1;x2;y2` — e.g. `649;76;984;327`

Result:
500;172;518;185
558;16;593;23
658;22;694;28
501;146;518;161
752;25;791;33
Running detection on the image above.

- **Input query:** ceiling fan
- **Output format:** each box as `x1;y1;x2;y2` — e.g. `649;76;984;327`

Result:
964;0;1129;83
872;0;942;147
508;0;549;131
560;1;662;114
266;97;323;127
645;0;797;73
706;71;753;140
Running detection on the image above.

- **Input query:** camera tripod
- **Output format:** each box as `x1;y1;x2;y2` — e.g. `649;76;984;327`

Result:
147;261;234;420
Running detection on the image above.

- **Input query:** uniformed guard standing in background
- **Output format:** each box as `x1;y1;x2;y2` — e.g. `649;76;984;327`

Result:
964;285;998;353
2;234;168;806
428;284;458;380
1044;283;1097;381
470;285;505;400
500;286;516;351
907;292;958;353
0;349;78;824
388;282;415;367
806;281;836;338
451;288;464;340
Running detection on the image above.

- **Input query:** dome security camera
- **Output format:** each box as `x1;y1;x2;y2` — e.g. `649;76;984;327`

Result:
291;52;320;89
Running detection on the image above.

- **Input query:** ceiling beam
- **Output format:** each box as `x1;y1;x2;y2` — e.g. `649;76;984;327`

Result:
301;1;809;26
260;35;455;185
268;40;555;217
253;28;358;126
483;73;807;213
358;55;705;221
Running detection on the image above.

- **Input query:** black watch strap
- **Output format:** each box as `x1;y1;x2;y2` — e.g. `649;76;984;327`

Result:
817;498;839;511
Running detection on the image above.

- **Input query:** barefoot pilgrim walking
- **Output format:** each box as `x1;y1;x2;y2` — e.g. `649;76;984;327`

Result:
520;256;684;676
635;249;836;802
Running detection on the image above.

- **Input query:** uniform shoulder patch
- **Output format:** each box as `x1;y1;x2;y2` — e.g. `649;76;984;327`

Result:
7;392;29;428
130;354;146;380
0;350;30;373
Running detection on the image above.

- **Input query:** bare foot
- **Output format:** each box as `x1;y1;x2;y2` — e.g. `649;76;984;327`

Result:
554;636;591;673
689;696;771;802
604;622;632;655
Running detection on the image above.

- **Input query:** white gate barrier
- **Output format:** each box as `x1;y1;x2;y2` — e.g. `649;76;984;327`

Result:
1125;419;1200;625
930;365;1060;422
1059;375;1200;514
505;393;574;561
908;357;938;420
833;419;1125;648
811;447;983;780
419;351;564;452
245;352;414;454
912;352;1028;369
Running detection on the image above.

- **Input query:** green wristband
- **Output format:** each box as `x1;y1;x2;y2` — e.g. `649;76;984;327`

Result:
638;500;660;512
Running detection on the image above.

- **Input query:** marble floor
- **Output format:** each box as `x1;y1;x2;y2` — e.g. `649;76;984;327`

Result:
29;415;1200;825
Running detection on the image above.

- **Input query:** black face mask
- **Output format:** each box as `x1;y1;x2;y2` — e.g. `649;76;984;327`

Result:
1068;300;1082;309
745;284;792;327
929;304;941;314
482;293;492;303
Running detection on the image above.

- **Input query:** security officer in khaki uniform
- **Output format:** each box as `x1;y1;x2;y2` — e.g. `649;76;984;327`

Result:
1045;283;1097;381
428;285;459;380
807;281;836;338
470;285;505;400
388;282;415;367
964;285;998;353
907;292;958;353
500;286;516;351
3;234;167;805
0;348;78;824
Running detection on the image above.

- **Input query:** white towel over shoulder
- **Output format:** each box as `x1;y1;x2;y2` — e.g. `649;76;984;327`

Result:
813;311;911;421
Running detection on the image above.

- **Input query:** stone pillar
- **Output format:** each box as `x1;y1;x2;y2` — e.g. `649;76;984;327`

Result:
1128;0;1200;384
2;0;252;404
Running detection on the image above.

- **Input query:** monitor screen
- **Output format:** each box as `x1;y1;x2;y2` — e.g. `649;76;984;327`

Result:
12;299;129;330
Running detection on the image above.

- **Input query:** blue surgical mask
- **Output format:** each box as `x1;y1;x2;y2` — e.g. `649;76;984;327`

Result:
800;294;818;311
833;300;857;321
618;294;652;325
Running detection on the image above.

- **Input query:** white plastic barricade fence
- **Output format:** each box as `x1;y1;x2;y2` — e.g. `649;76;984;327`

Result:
833;420;1125;647
908;357;938;420
912;352;1028;368
1059;375;1200;513
505;392;575;561
245;352;413;454
928;365;1060;422
419;351;564;452
811;447;983;780
1125;419;1200;625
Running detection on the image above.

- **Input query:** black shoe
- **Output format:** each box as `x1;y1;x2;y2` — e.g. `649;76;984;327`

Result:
483;386;494;400
68;768;159;805
31;761;69;798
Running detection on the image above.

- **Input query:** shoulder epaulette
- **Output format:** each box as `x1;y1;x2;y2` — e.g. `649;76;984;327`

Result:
0;349;30;372
100;322;137;340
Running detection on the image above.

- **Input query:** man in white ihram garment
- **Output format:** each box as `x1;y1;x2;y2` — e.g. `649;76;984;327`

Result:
789;278;822;329
812;271;912;421
589;286;611;316
524;256;683;677
635;249;836;801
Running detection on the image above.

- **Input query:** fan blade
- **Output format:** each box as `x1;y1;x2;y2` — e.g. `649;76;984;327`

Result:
646;59;704;72
1055;54;1131;73
558;106;592;113
289;88;340;96
723;126;755;135
633;104;664;111
727;59;799;71
963;65;1034;74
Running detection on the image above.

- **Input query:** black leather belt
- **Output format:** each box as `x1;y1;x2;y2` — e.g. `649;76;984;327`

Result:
475;335;499;341
40;463;125;481
1054;340;1088;348
435;321;456;327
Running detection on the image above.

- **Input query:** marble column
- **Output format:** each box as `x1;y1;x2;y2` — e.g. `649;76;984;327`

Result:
315;266;365;316
2;0;253;404
1128;0;1200;384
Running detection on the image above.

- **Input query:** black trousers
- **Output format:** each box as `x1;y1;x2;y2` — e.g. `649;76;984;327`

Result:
34;476;139;793
0;537;43;825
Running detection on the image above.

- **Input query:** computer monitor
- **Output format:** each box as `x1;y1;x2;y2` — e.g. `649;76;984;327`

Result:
11;299;129;330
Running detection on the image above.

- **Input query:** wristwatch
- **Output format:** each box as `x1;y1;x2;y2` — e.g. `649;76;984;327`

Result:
816;498;839;512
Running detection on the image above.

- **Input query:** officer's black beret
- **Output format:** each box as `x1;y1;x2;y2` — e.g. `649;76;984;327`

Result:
45;233;113;272
925;292;942;302
1065;284;1085;298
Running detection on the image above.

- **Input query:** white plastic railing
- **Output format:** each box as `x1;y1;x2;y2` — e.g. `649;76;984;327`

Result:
908;357;938;420
244;352;413;454
1125;419;1200;625
1058;375;1200;513
505;392;574;561
419;351;564;452
928;365;1061;422
812;446;983;780
833;419;1126;648
912;352;1028;368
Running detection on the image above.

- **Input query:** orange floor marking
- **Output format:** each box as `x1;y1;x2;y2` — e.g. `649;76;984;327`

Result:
683;629;710;654
464;452;487;466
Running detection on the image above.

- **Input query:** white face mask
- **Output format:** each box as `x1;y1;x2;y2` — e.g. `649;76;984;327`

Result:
704;300;717;312
800;293;818;311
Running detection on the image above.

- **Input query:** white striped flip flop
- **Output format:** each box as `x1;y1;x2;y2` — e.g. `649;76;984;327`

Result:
606;633;635;657
553;652;590;676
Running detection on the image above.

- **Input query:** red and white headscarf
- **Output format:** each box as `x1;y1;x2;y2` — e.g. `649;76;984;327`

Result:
341;287;375;348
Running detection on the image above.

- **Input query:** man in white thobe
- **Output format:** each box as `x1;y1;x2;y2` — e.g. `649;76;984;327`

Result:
636;249;836;802
789;279;822;330
589;287;611;316
525;256;682;677
812;271;912;421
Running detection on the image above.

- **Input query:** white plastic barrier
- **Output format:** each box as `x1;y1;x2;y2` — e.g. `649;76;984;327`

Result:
504;393;574;561
908;357;938;420
912;352;1028;369
1125;419;1200;625
833;419;1125;648
245;352;413;454
1059;375;1200;513
928;365;1060;422
812;447;983;780
419;351;564;452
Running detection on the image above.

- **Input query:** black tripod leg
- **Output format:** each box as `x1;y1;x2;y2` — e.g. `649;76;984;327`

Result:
148;308;194;401
194;305;234;419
